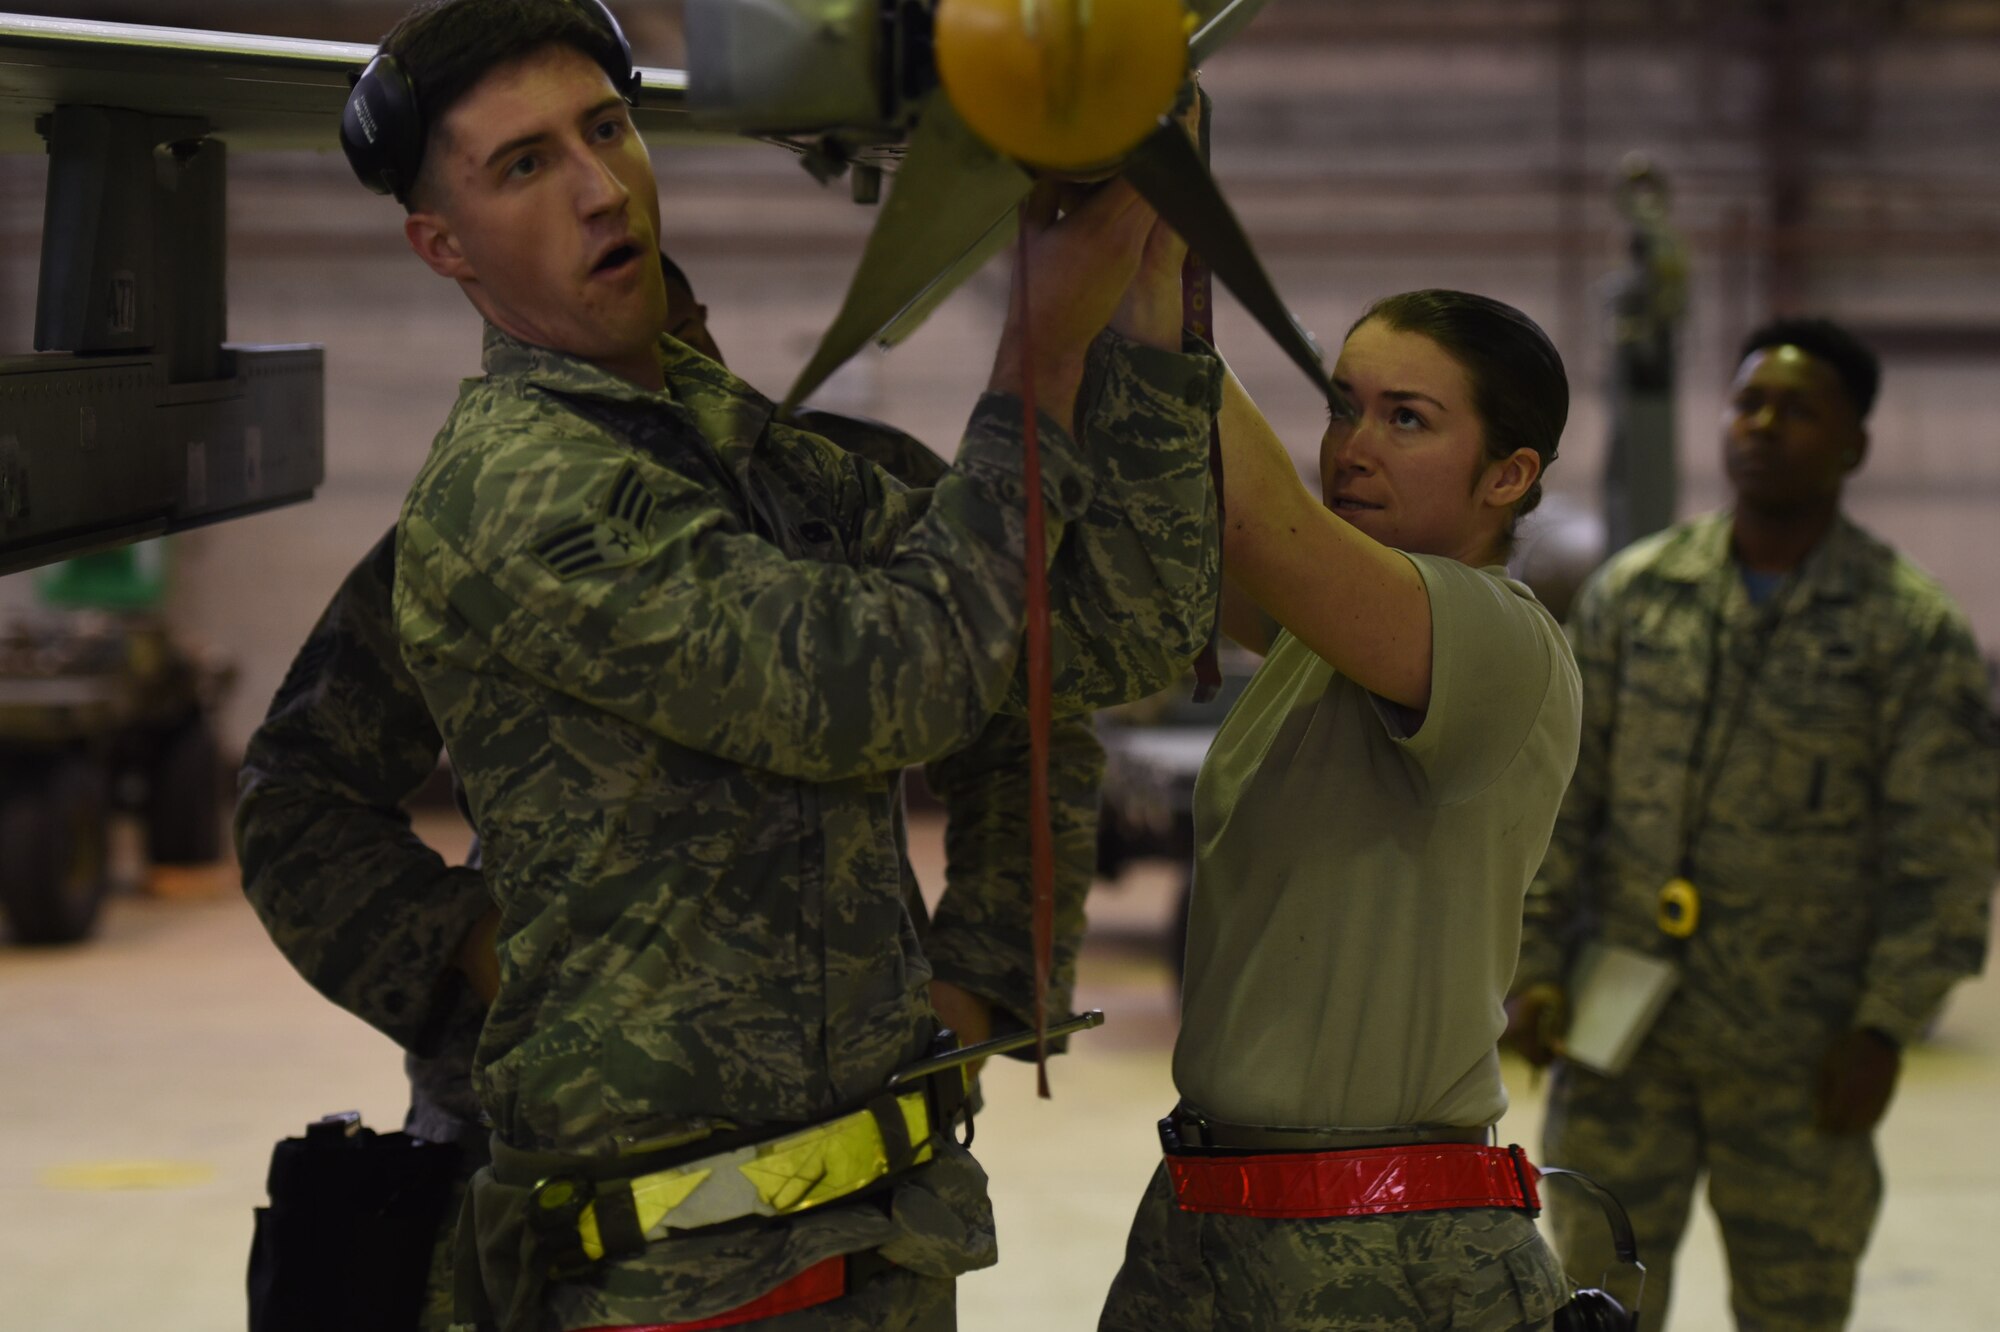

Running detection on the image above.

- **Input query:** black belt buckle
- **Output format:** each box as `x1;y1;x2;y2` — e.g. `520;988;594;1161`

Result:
1157;1105;1203;1154
1506;1144;1542;1218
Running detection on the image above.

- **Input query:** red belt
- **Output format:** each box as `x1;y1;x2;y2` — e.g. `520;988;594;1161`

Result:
579;1253;847;1332
1167;1143;1543;1220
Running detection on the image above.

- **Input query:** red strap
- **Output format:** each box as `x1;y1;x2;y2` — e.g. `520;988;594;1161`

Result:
1181;200;1225;705
1167;1144;1542;1220
1015;204;1056;1098
1182;88;1225;705
579;1254;847;1332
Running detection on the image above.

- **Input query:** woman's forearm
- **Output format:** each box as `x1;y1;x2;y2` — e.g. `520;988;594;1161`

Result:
1218;371;1434;709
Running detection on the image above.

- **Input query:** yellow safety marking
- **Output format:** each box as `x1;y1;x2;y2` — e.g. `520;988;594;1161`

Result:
741;1125;846;1213
38;1160;215;1190
570;1093;942;1259
630;1168;712;1247
897;1092;932;1150
740;1097;932;1217
581;1167;712;1262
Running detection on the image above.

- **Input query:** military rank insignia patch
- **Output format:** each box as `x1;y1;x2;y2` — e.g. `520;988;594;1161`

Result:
533;464;660;579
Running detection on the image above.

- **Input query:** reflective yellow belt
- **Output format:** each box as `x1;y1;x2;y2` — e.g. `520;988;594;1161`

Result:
520;1014;1104;1280
524;1083;955;1278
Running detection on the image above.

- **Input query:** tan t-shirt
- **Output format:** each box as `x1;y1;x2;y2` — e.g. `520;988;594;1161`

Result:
1172;555;1581;1129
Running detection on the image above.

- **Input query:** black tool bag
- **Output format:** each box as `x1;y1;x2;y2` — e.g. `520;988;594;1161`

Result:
247;1111;464;1332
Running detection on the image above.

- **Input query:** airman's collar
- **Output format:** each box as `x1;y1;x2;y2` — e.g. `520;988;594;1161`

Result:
1655;507;1867;600
479;324;717;406
1653;512;1734;583
478;323;784;417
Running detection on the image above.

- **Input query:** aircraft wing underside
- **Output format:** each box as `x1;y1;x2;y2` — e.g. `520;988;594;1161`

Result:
0;12;691;575
0;2;1309;576
0;13;691;152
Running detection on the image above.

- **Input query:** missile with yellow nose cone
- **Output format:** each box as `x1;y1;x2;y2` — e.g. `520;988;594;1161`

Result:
935;0;1193;174
683;0;1324;411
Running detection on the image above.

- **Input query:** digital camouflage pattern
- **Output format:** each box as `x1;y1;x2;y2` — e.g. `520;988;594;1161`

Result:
238;392;1116;1329
1542;1039;1879;1332
793;407;1106;1041
705;1263;953;1331
238;529;492;1070
1519;510;1998;1330
1098;1164;1565;1331
923;705;1100;1044
237;529;491;1332
394;324;1219;1327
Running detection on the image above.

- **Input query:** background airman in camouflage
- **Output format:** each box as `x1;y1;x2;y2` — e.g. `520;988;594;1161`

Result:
361;1;1219;1327
238;261;1113;1332
1508;316;1998;1331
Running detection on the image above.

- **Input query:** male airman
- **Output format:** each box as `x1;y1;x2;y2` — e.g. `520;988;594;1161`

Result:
1510;317;1997;1330
344;0;1219;1326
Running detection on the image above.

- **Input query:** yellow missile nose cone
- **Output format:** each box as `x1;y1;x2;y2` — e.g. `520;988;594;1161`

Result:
936;0;1190;174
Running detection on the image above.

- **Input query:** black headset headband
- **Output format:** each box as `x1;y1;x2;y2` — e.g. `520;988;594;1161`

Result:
339;0;640;202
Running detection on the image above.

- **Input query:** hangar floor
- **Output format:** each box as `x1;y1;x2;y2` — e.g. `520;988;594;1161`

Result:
2;810;1995;1331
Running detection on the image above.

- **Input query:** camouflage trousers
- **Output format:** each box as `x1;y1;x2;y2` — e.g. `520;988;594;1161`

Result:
1541;1041;1882;1332
420;1171;467;1332
1098;1162;1566;1331
419;1138;491;1332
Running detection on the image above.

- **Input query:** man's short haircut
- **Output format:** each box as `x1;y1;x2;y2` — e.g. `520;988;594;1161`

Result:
1739;316;1881;420
381;0;632;205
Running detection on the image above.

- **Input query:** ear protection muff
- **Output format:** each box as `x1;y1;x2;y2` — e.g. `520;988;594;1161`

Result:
581;0;641;100
1539;1166;1645;1332
341;52;425;199
339;0;642;202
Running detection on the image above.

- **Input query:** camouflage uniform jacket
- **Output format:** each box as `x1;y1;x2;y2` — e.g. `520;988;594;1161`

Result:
393;326;1217;1322
238;429;1103;1332
236;529;492;1131
790;408;1107;1045
237;430;1109;1137
1519;510;1997;1069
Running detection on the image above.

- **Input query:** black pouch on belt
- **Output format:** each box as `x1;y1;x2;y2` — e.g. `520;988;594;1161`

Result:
247;1110;464;1332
